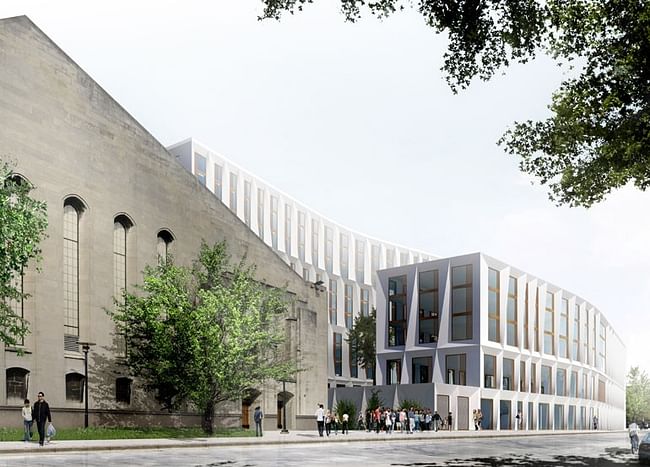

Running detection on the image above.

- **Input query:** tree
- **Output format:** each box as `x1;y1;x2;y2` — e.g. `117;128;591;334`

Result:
111;241;297;434
260;1;650;207
0;159;48;347
626;366;650;424
346;308;376;384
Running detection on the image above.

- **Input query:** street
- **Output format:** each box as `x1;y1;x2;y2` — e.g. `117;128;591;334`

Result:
0;432;641;467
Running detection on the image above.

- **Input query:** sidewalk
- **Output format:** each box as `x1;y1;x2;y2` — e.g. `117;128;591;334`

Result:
0;428;619;455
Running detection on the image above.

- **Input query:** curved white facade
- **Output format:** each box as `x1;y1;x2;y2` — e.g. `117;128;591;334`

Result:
167;138;436;387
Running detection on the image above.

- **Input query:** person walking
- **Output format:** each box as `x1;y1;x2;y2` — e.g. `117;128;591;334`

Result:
315;404;325;437
433;411;442;432
253;406;263;437
515;411;521;431
32;392;52;447
629;422;640;454
342;412;349;434
473;409;479;430
447;412;453;431
22;399;33;442
325;410;332;436
477;409;483;430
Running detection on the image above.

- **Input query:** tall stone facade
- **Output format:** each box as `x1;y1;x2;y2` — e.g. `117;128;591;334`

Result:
0;16;327;430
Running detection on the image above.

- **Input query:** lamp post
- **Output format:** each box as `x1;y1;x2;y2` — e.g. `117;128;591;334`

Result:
78;341;96;429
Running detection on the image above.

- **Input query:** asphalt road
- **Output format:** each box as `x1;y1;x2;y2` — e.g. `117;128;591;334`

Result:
0;432;641;467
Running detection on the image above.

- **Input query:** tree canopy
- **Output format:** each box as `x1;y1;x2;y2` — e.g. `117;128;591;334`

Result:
0;160;48;347
346;308;376;383
110;241;297;434
260;0;650;207
627;366;650;423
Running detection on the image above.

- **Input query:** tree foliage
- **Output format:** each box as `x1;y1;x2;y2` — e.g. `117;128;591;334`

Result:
626;366;650;423
110;241;297;434
260;0;650;207
334;399;357;429
346;308;376;383
366;388;384;411
0;159;48;347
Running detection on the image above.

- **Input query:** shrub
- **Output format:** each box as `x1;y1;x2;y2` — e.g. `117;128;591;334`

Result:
334;399;357;430
367;389;384;411
399;399;424;411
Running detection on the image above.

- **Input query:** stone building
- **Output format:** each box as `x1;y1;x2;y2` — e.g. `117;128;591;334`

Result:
0;15;327;430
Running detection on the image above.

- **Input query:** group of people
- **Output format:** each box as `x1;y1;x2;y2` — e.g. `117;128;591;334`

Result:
362;407;453;433
315;404;352;437
20;391;53;446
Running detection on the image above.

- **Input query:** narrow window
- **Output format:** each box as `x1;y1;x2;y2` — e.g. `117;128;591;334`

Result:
534;287;540;352
524;284;530;350
484;354;496;388
559;298;568;358
520;361;526;392
194;153;206;186
446;354;466;385
344;284;353;329
244;180;251;227
387;359;401;385
386;249;395;268
541;365;552;394
531;362;537;393
503;358;514;390
214;164;223;200
371;245;380;273
388;275;407;346
229;173;238;212
572;304;580;361
116;377;132;404
597;321;606;371
556;368;566;396
400;251;409;266
114;215;133;356
412;356;432;383
271;196;278;249
284;204;292;256
257;188;265;240
349;341;358;378
334;333;342;376
451;265;473;340
6;368;29;399
488;268;500;342
355;239;365;283
507;276;518;346
340;233;349;278
328;279;337;326
544;291;555;355
418;270;439;343
298;211;306;262
324;226;333;273
311;219;319;268
63;199;82;351
156;230;174;264
360;288;370;317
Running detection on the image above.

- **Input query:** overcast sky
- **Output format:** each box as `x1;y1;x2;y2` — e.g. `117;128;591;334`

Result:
2;0;649;373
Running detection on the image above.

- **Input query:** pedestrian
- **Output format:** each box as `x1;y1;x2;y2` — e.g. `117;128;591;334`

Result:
365;409;372;432
342;412;349;434
515;411;521;431
408;407;415;434
593;415;598;430
478;409;483;430
22;399;33;442
629;421;640;454
32;391;52;447
253;406;263;437
447;412;453;431
357;412;365;431
325;410;332;436
333;413;340;435
432;410;442;432
315;404;325;437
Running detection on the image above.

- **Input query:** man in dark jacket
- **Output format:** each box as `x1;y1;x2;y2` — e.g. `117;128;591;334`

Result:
32;391;52;446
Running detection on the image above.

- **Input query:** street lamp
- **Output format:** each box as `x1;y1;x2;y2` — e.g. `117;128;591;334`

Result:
78;341;96;429
281;316;298;434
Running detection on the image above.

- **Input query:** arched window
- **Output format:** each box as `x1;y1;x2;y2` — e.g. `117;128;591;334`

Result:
63;197;85;351
65;372;85;402
6;368;29;399
114;215;133;356
156;229;174;263
115;377;132;404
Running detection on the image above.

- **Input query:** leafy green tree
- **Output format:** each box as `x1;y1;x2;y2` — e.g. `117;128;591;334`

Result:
111;241;297;434
0;160;48;347
366;389;384;411
626;366;650;424
260;1;650;207
346;308;376;384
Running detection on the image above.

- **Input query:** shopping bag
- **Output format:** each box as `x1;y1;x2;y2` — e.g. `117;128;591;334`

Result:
46;423;56;438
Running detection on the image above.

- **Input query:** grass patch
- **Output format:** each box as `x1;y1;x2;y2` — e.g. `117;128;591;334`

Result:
0;426;254;442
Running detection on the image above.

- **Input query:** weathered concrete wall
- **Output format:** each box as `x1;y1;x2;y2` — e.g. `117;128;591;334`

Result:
0;16;327;429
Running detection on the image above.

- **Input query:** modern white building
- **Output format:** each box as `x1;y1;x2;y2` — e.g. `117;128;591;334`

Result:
166;138;436;388
372;252;626;430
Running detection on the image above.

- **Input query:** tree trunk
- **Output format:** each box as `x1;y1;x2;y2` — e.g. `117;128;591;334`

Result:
202;400;215;435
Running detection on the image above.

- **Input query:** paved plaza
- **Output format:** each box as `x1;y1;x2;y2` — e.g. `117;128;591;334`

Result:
0;430;642;467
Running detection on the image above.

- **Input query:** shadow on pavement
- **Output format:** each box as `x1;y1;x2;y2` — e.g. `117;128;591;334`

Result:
393;447;639;466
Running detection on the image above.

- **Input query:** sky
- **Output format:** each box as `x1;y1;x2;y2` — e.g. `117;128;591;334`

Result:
2;0;648;374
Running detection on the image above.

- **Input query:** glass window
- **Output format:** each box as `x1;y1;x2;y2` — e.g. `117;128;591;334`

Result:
271;196;278;249
388;276;407;346
214;164;223;200
544;291;554;355
114;216;132;357
488;268;500;342
446;354;467;386
539;403;550;430
520;361;526;392
572;304;580;361
568;405;576;430
6;368;29;399
400;251;409;266
481;398;493;430
556;368;566;396
65;372;84;402
298;211;306;262
311;219;319;267
355;239;365;283
344;284;353;329
554;404;564;429
418;270;439;343
334;333;342;376
284;204;292;256
387;359;401;385
116;377;131;404
570;371;577;397
194;153;206;186
349;341;358;378
559;298;568;358
340;234;349;278
507;276;518;346
156;230;174;264
503;358;514;390
328;279;337;326
531;362;537;393
451;265;473;340
541;365;552;395
229;173;238;211
500;400;511;430
325;226;333;273
524;283;530;350
386;249;395;268
597;322;606;371
484;354;497;388
412;357;432;383
360;288;370;316
63;202;80;340
244;180;251;227
257;188;265;240
371;244;380;274
534;287;540;352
